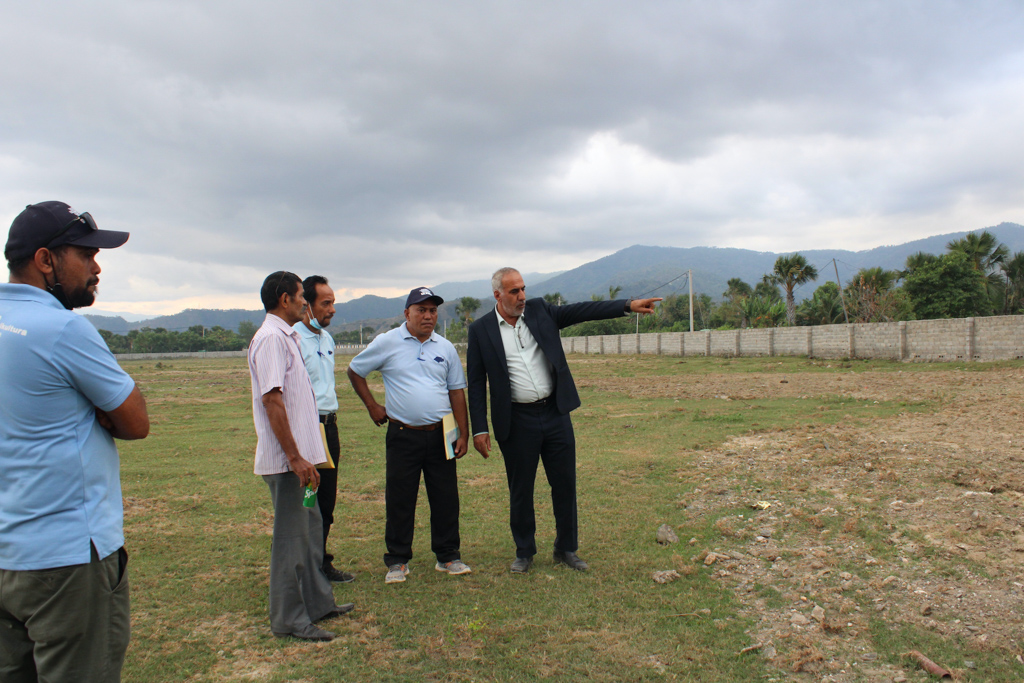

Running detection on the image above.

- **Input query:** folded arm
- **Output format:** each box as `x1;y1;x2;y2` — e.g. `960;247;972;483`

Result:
95;385;150;440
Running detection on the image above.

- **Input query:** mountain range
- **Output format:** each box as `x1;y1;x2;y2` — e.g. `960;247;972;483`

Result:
84;222;1024;335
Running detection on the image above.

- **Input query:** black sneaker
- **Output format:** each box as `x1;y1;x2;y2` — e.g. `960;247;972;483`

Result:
323;563;356;583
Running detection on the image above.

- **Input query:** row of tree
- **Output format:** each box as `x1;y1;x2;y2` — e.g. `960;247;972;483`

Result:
556;230;1024;336
96;231;1023;352
98;325;256;354
99;321;390;353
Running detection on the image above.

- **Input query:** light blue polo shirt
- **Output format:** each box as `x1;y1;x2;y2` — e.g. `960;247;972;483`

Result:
293;322;339;415
348;322;466;426
0;283;136;571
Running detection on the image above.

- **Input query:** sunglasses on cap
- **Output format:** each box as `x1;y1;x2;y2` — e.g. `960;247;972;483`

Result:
45;212;98;249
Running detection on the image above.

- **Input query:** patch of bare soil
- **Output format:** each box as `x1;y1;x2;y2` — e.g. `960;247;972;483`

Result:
671;368;1024;681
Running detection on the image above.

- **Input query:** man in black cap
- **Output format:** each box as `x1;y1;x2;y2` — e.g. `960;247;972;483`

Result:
347;287;473;584
0;201;150;682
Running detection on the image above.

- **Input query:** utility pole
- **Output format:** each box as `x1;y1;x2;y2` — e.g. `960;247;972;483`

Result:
689;269;694;332
832;258;849;324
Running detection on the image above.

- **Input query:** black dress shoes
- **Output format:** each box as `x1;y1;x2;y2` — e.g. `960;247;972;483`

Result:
510;556;533;573
553;550;589;571
273;623;335;641
316;603;355;622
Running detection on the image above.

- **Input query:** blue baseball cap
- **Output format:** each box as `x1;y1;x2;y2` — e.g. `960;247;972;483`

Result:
405;287;444;308
5;201;129;263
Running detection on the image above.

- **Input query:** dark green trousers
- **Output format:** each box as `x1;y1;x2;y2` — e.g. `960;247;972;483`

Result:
0;545;130;683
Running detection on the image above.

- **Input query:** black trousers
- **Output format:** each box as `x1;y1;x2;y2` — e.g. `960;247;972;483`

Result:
497;401;577;559
317;415;340;566
383;421;461;567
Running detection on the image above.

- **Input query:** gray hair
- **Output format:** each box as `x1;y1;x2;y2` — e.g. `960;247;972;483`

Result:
491;267;520;293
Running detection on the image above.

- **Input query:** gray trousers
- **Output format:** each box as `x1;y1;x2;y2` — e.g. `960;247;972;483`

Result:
0;545;130;683
263;473;337;633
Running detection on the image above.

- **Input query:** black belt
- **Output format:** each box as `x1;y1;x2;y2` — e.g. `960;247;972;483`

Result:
513;396;551;406
388;418;442;432
319;412;337;426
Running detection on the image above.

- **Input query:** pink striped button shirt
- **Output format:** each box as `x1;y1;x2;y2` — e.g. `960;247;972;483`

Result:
248;313;327;475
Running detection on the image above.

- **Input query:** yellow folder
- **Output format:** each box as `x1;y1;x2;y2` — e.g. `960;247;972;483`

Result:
442;412;459;460
316;423;336;469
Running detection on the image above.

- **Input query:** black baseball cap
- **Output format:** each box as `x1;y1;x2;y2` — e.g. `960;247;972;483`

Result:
405;286;444;308
5;201;129;262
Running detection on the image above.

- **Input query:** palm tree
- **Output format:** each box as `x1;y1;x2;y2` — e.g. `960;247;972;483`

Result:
947;230;1009;311
741;296;787;328
902;251;939;278
768;254;818;326
754;276;782;302
543;292;564;306
1001;252;1024;314
455;297;481;325
608;285;622;300
849;267;899;292
721;278;753;327
947;231;1008;273
798;282;845;326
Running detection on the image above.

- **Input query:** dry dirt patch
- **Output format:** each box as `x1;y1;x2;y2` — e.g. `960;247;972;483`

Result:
673;367;1024;680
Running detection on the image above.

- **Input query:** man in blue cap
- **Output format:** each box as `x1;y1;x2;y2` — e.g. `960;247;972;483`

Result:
0;201;150;682
347;287;473;584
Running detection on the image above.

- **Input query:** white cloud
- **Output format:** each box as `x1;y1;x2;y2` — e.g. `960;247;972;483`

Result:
2;1;1024;313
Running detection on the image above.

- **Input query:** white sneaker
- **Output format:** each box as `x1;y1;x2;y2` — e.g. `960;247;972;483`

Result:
435;559;472;575
385;563;410;584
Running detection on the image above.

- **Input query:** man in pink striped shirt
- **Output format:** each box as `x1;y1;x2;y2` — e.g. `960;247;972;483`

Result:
248;271;353;641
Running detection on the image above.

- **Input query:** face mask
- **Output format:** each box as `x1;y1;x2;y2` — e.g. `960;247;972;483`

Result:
309;315;324;331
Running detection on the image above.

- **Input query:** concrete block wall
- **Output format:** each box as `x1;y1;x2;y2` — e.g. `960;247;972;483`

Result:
774;328;808;356
709;330;738;356
905;318;966;361
739;328;772;357
971;315;1024;361
559;313;1024;363
811;325;850;358
852;322;902;360
638;333;660;354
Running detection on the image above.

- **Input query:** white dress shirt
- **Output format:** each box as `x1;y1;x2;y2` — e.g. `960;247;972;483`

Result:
496;306;554;403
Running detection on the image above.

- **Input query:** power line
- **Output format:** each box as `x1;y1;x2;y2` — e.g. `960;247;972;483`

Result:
636;271;690;298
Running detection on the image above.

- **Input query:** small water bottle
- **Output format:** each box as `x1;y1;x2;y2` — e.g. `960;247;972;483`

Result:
302;485;317;508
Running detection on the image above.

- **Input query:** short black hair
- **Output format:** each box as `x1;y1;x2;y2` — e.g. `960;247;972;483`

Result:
302;275;329;304
6;254;32;275
6;244;70;277
260;271;302;312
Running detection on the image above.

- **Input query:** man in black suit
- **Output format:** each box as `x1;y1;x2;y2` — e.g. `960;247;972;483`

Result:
467;267;660;573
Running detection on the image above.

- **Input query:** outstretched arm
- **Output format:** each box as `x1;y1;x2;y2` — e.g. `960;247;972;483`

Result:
629;297;662;315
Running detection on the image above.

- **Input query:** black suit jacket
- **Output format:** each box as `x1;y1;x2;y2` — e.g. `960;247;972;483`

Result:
466;298;628;441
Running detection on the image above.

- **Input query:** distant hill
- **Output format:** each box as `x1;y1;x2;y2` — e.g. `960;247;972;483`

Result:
83;223;1024;334
84;271;560;334
529;222;1024;303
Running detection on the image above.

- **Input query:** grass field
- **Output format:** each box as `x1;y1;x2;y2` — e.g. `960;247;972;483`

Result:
115;354;1024;682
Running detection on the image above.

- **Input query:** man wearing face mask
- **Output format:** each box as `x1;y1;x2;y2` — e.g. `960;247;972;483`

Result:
0;201;150;682
293;275;355;584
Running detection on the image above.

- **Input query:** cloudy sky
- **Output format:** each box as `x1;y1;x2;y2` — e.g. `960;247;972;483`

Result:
3;1;1023;315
